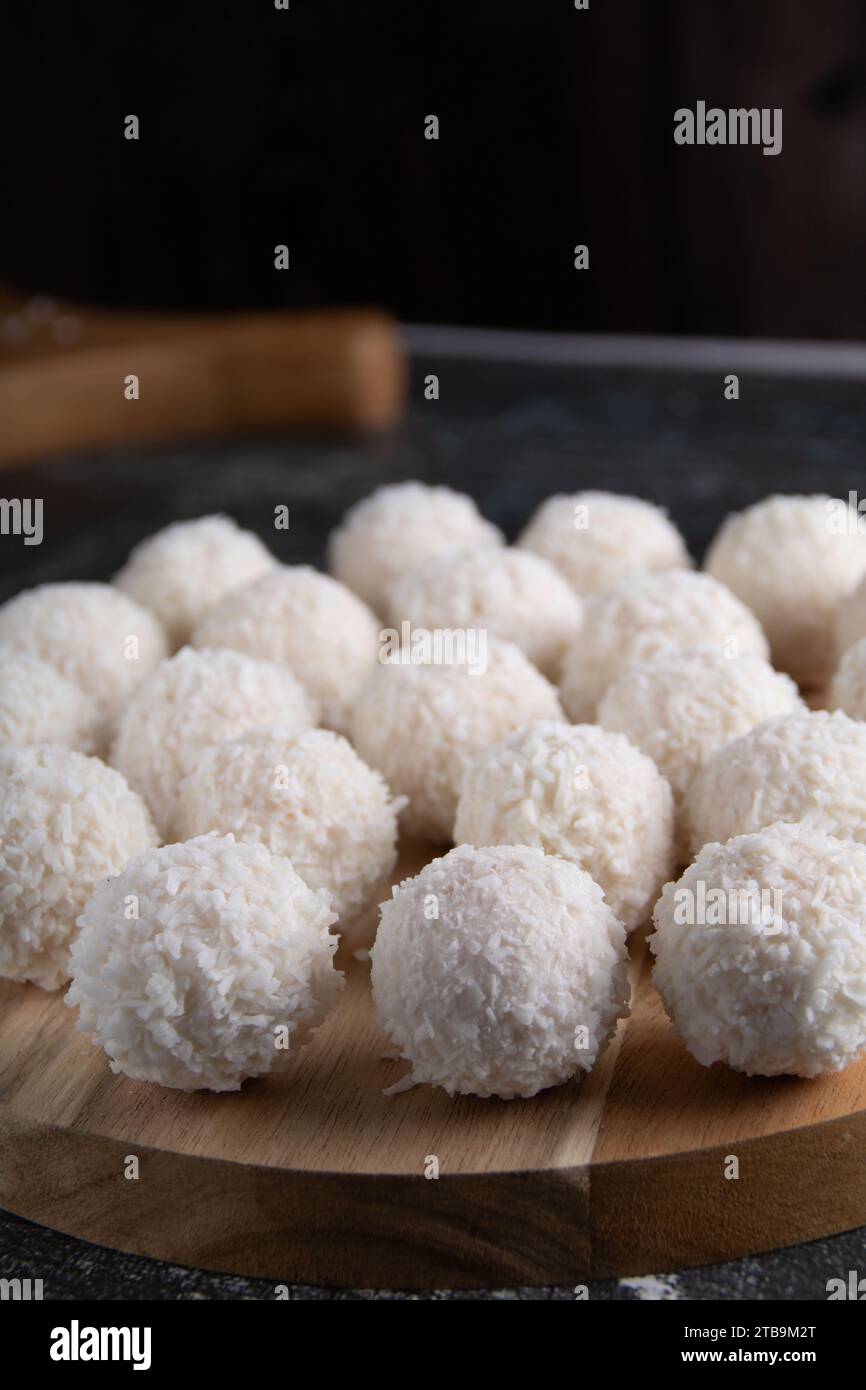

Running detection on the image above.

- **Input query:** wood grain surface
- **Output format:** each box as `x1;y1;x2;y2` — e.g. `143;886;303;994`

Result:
0;291;406;466
1;839;865;1289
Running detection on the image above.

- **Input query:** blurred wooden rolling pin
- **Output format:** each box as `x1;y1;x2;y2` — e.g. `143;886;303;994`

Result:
0;291;406;468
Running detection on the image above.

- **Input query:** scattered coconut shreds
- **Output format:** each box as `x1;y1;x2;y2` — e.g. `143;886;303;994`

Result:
618;1274;683;1301
66;834;342;1092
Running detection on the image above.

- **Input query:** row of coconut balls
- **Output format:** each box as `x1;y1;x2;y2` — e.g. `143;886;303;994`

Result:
4;487;866;1095
5;486;866;833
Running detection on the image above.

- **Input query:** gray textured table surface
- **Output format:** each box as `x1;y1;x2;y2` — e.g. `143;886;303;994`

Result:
2;346;865;1299
1;1206;864;1300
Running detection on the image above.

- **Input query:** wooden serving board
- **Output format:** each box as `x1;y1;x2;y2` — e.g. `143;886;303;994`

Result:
2;838;866;1290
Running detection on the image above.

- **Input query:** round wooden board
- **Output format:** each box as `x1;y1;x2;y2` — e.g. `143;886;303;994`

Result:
2;839;866;1291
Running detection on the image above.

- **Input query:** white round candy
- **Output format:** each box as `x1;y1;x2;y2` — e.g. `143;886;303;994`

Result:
683;709;866;857
175;726;401;930
835;571;866;658
114;514;277;647
559;571;768;723
328;481;503;615
652;822;866;1076
517;490;690;595
830;635;866;720
371;843;629;1098
111;646;315;838
454;720;674;931
598;650;804;799
192;566;379;732
0;643;100;753
387;546;582;678
705;494;866;687
0;745;157;990
0;582;167;734
351;638;562;842
67;834;342;1091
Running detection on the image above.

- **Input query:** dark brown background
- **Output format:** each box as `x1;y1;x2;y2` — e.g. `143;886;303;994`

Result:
2;0;864;337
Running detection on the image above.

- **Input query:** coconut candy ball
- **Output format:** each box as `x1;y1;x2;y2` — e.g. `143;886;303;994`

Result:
0;582;167;734
0;745;158;990
111;646;316;838
454;721;674;931
192;566;378;732
651;822;866;1077
0;643;100;753
67;834;342;1091
683;709;866;858
559;571;769;724
114;514;277;648
386;546;583;679
835;570;866;658
705;494;866;688
351;637;562;842
831;636;866;720
598;650;805;801
371;843;629;1099
175;726;402;930
517;490;690;596
328;481;503;615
